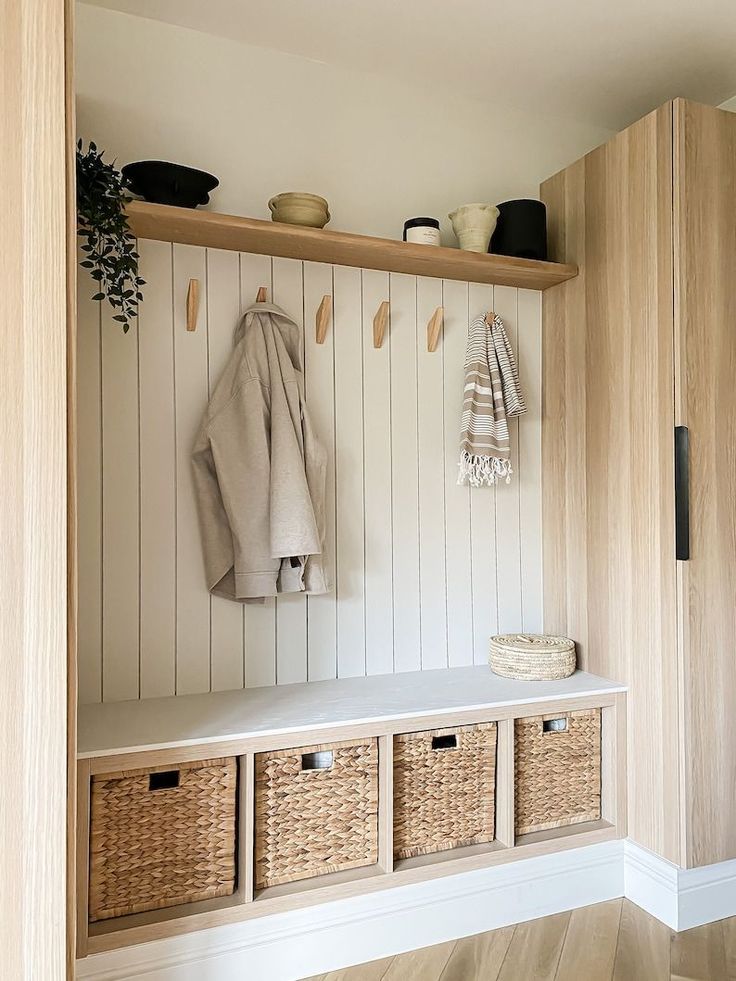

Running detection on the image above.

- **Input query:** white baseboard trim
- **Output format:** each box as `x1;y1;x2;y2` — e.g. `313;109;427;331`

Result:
77;841;736;979
76;840;624;981
623;840;679;929
624;840;736;931
677;857;736;930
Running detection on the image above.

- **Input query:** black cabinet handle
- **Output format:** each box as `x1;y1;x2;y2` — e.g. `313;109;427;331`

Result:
675;426;690;560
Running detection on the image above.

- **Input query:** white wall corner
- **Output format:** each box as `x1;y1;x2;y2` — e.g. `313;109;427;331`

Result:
76;840;624;981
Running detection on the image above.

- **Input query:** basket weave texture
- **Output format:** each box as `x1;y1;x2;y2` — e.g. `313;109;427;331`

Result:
514;709;601;836
255;738;379;890
89;757;237;922
489;634;576;681
393;723;497;860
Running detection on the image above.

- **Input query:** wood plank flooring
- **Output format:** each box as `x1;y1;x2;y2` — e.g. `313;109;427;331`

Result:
304;900;736;980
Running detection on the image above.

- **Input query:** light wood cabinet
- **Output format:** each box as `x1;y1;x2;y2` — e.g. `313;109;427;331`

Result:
541;98;736;868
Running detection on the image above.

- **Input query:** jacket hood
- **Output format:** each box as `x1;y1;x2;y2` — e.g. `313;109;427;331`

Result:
234;301;298;345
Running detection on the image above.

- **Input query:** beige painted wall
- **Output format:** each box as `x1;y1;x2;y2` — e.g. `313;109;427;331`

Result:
75;4;613;242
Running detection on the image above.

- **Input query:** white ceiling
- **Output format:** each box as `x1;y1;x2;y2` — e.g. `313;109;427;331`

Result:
81;0;736;128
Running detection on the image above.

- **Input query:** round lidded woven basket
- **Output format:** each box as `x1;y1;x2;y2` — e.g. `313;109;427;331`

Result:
489;634;576;681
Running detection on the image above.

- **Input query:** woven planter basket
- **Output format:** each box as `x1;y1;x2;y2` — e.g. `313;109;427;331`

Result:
393;723;497;860
489;634;576;681
255;738;378;890
514;709;601;836
89;757;237;922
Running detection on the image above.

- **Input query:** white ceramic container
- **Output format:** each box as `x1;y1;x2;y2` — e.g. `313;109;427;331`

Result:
448;203;500;252
268;192;330;228
403;217;441;246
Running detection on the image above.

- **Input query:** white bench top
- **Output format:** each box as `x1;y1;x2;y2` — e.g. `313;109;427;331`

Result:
78;666;625;759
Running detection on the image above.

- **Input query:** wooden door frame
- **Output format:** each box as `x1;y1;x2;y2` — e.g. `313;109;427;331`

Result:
1;0;75;977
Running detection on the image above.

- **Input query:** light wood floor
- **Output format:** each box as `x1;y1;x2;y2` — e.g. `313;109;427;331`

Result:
304;900;736;980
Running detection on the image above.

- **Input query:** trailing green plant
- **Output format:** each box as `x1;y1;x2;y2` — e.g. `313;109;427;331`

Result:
77;140;144;332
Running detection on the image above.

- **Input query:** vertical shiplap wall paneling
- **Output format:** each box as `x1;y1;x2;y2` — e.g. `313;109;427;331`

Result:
361;270;394;676
206;248;245;692
77;246;544;704
517;289;544;632
303;261;338;681
272;258;309;684
172;244;211;695
100;302;140;701
238;253;276;688
76;284;102;703
468;283;499;663
333;265;366;678
416;277;448;670
137;240;176;699
390;273;422;672
492;285;524;633
442;279;474;667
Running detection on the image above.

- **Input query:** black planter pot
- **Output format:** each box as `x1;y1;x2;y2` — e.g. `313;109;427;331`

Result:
489;199;547;261
122;161;219;208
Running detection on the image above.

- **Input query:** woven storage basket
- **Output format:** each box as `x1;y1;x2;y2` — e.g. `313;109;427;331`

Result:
255;738;378;890
515;709;601;836
393;723;497;860
489;634;576;681
89;757;237;922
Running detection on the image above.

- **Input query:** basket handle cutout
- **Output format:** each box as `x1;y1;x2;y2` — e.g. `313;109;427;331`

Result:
431;734;458;750
301;750;334;771
542;718;568;734
148;769;180;791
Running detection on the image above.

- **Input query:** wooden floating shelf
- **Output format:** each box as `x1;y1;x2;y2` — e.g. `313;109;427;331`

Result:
125;201;578;291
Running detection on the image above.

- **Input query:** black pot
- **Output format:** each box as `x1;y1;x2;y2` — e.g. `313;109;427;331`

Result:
490;199;547;261
122;161;219;208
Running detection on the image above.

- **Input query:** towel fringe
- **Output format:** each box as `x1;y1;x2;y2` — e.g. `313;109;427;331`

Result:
457;450;513;487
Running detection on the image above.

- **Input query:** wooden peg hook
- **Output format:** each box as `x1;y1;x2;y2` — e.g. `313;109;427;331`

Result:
315;294;332;344
256;286;268;302
186;279;200;332
427;306;443;352
373;301;390;349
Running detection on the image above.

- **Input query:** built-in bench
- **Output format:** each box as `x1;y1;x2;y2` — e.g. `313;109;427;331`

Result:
76;665;626;958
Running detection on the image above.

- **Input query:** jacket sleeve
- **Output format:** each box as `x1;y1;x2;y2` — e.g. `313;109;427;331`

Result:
191;425;235;592
269;380;321;559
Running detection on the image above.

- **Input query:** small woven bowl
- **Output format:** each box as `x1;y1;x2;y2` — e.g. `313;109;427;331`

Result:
489;633;576;681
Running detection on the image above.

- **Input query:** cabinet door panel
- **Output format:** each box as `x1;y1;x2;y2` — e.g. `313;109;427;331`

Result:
675;98;736;867
541;103;680;863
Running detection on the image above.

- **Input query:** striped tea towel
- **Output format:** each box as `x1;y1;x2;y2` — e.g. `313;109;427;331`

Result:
459;312;527;485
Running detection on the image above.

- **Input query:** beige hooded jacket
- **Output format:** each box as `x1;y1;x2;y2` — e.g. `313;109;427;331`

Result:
192;301;329;601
